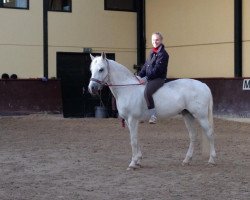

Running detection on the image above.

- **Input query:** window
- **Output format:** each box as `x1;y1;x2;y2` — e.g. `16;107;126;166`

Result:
49;0;71;12
0;0;28;9
104;0;136;12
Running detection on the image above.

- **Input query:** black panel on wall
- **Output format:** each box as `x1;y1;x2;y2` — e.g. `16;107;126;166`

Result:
57;52;115;118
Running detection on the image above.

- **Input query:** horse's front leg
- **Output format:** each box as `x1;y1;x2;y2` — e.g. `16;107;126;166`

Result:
126;117;142;170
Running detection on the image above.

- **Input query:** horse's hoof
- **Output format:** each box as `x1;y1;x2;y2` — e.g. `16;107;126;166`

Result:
208;157;216;166
127;163;141;170
127;166;138;171
182;157;192;166
207;162;216;166
136;163;142;168
182;161;191;166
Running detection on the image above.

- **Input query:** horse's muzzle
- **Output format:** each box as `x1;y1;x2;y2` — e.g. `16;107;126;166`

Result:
88;82;103;95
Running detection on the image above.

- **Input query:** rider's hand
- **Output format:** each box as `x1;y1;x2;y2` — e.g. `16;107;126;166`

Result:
137;76;147;84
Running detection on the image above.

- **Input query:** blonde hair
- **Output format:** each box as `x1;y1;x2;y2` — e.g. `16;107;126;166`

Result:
152;32;163;40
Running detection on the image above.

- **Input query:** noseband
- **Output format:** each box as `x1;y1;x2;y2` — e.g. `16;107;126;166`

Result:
90;77;108;86
90;59;142;87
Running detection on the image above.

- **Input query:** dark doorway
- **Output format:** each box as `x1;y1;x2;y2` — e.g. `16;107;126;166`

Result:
57;52;115;118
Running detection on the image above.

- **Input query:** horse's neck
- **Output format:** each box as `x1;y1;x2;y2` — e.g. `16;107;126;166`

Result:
108;60;139;98
108;60;136;84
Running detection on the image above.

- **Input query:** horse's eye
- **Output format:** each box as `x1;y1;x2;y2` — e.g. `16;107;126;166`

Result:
99;68;104;73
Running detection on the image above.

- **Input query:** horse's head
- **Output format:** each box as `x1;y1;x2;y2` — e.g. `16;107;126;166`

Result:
88;52;109;95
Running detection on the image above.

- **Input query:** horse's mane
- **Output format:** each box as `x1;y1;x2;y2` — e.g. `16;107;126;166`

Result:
108;59;137;82
109;60;133;74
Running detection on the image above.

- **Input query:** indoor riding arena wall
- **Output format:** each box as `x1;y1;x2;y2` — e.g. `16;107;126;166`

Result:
0;79;62;115
0;78;250;117
199;78;250;117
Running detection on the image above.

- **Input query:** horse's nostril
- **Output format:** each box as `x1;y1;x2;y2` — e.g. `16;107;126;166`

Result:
88;84;98;94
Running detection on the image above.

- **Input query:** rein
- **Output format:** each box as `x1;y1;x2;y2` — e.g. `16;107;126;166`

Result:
90;77;143;87
90;59;143;87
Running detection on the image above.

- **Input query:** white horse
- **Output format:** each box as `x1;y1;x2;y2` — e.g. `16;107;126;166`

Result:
88;53;216;170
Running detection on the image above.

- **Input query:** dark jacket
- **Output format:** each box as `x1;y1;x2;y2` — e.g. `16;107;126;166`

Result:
138;44;169;80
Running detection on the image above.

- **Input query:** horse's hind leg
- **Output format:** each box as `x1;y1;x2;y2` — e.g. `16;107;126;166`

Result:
182;110;196;165
197;117;216;165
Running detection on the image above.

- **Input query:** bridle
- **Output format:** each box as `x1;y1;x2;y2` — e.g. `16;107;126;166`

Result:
90;59;143;87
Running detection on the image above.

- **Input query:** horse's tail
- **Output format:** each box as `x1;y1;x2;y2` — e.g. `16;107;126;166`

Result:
202;86;214;156
208;89;214;130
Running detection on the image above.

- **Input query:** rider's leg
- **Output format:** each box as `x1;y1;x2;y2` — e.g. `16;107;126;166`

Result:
144;78;165;123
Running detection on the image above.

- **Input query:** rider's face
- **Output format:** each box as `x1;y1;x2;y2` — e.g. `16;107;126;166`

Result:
152;34;162;48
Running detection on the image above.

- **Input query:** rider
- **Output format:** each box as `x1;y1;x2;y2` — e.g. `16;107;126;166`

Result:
138;32;169;124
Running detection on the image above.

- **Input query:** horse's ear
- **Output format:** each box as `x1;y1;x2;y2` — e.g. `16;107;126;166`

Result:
101;52;106;60
90;54;95;61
